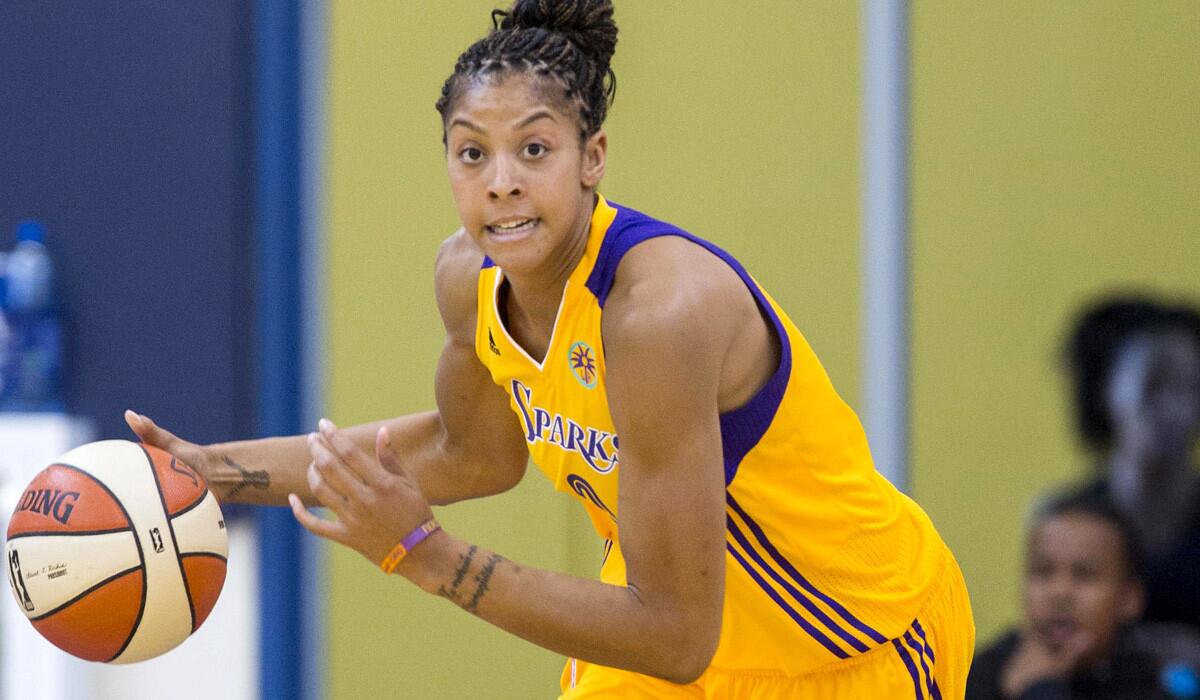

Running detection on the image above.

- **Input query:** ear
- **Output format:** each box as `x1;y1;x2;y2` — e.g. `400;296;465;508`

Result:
581;129;607;188
1118;579;1146;624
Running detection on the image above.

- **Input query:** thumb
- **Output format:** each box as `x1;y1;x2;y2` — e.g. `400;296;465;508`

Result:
374;426;406;476
1058;630;1095;671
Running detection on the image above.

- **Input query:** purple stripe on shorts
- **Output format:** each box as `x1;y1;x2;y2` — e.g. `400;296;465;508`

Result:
905;630;942;700
892;639;925;700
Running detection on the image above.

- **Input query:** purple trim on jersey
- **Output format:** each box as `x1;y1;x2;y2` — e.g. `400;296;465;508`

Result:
726;543;851;659
893;639;926;700
727;516;870;653
728;494;889;644
584;201;792;486
481;255;496;269
905;630;943;700
913;619;936;663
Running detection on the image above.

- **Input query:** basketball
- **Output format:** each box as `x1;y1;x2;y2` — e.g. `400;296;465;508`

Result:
3;439;227;663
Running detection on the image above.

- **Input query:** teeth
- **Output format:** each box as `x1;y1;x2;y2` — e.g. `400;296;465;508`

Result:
496;219;530;230
490;218;536;233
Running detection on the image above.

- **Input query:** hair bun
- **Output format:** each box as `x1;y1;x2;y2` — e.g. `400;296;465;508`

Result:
496;0;617;67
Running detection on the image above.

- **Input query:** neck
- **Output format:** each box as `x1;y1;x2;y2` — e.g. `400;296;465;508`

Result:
503;191;595;325
1108;448;1193;499
1108;451;1197;554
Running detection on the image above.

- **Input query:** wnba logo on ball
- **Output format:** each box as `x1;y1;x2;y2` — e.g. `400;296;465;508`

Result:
568;341;597;388
16;488;80;525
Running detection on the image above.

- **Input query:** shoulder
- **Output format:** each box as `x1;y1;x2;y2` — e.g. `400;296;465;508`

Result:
601;234;753;360
434;228;485;340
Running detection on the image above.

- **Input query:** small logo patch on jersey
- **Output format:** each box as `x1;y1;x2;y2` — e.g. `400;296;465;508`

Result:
569;341;597;388
488;328;501;356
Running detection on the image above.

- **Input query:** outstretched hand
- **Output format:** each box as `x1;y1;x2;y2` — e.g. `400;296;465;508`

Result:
124;409;219;488
290;419;436;567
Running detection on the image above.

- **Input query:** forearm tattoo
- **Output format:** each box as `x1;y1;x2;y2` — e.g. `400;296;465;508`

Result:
437;545;504;614
221;455;270;499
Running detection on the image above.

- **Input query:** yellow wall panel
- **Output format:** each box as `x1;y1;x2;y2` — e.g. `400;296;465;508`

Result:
912;1;1200;645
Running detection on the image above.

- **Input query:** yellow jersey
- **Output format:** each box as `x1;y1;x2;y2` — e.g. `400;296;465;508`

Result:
475;195;949;676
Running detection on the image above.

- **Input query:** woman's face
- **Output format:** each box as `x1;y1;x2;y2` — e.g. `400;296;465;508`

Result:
1105;330;1200;468
443;72;606;279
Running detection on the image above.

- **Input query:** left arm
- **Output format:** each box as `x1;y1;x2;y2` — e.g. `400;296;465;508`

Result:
292;245;740;683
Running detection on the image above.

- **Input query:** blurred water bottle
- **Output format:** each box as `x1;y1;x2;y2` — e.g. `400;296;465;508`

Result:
1164;662;1200;699
0;220;64;412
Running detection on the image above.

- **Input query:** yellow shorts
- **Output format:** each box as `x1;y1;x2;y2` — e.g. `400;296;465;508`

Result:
559;551;974;699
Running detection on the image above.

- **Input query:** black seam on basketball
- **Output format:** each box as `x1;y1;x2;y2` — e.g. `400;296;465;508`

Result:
179;551;229;564
141;445;197;632
106;448;155;662
46;458;148;659
42;462;137;530
171;489;212;520
6;526;134;539
30;565;144;621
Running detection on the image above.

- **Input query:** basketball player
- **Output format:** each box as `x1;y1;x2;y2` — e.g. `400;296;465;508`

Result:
127;1;974;696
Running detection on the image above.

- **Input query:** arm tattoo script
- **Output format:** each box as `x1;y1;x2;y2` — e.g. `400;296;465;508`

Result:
221;455;270;499
436;546;505;614
437;545;477;605
464;554;503;613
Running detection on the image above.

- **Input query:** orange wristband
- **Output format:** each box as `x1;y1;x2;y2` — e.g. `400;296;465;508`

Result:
379;518;441;574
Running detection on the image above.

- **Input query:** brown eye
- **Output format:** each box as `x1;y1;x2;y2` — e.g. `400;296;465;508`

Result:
524;143;547;158
460;147;484;163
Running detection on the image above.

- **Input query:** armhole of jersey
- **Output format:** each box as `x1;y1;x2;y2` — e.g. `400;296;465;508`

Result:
585;202;793;486
475;256;497;367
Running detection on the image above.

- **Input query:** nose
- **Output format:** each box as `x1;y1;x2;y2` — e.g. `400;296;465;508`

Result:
1045;574;1076;607
487;155;522;200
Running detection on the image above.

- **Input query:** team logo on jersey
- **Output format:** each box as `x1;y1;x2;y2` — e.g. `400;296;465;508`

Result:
568;341;597;388
488;328;501;356
511;380;619;474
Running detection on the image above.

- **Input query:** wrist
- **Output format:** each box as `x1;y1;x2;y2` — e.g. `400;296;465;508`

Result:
393;529;453;592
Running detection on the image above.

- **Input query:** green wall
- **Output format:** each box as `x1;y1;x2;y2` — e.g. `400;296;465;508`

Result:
324;2;860;697
911;1;1200;643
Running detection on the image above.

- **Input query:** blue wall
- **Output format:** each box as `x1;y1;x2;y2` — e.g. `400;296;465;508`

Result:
0;2;257;445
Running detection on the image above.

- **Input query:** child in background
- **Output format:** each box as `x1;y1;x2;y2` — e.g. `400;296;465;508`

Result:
967;489;1191;700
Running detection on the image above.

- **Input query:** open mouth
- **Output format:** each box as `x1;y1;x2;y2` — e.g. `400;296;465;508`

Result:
1037;619;1081;648
486;218;539;237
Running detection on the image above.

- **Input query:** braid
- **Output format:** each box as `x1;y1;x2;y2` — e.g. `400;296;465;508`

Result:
436;0;618;141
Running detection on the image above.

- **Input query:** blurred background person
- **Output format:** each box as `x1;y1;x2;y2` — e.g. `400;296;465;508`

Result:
967;488;1190;700
1066;295;1200;631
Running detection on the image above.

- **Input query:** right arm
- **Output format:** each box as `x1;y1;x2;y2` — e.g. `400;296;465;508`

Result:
127;229;529;507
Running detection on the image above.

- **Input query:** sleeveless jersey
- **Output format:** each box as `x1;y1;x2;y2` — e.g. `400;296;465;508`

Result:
475;195;949;676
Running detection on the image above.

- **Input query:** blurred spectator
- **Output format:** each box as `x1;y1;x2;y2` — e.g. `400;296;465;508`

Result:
967;489;1193;700
1066;295;1200;629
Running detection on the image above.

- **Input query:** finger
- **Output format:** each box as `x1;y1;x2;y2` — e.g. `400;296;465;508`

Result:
1061;631;1094;666
307;432;357;498
125;409;156;442
306;454;357;522
307;432;373;505
125;410;178;450
289;494;349;544
318;418;386;488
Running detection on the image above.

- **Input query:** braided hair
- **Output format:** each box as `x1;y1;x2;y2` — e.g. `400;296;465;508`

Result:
436;0;618;142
